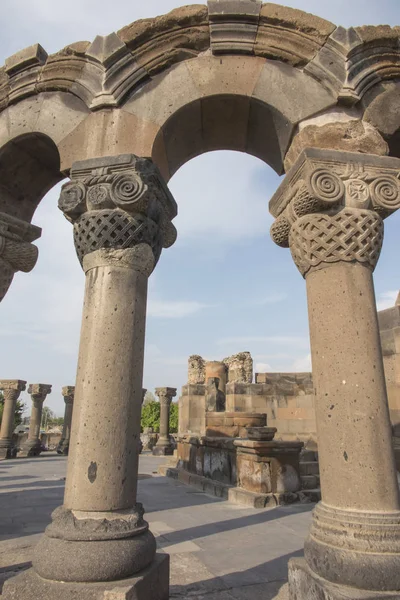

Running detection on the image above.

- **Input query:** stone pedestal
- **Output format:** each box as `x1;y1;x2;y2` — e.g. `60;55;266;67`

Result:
2;553;169;600
2;154;177;600
18;384;52;457
0;380;26;460
153;387;177;456
234;437;303;496
57;386;75;455
270;148;400;599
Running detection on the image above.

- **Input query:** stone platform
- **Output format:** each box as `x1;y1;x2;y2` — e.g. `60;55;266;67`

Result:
0;453;315;599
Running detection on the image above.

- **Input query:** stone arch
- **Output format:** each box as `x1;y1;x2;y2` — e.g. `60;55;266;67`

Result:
0;132;62;222
2;4;400;600
363;82;400;159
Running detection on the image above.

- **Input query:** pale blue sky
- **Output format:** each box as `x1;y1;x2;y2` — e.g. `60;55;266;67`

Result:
0;1;399;415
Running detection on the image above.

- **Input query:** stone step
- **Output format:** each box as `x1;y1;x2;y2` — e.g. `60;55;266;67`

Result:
300;488;321;503
300;461;320;476
300;474;319;490
300;450;318;462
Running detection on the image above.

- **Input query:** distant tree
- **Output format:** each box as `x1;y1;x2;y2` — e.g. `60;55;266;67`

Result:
143;391;156;406
0;391;26;429
41;407;63;430
141;401;160;432
140;400;179;433
169;402;178;433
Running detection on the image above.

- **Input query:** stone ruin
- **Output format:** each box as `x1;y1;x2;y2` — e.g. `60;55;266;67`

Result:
1;1;400;600
188;352;253;385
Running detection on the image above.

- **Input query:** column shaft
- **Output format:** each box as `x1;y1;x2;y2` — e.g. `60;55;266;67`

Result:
159;402;170;444
307;262;399;510
0;395;17;442
0;381;26;459
57;388;75;455
28;402;42;442
65;260;147;511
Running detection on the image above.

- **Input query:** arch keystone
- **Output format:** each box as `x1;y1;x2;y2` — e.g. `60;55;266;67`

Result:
208;0;262;55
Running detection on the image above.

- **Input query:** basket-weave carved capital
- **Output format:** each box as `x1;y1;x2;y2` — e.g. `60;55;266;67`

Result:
58;154;178;269
289;208;383;277
0;213;41;302
269;148;400;276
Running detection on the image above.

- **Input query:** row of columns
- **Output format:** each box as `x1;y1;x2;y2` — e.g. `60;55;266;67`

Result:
1;381;176;462
0;382;75;459
4;147;400;600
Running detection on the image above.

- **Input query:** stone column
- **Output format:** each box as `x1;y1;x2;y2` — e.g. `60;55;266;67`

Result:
0;212;41;302
0;380;26;459
138;388;147;454
13;154;177;599
19;384;52;457
153;388;177;456
270;148;400;599
57;386;75;455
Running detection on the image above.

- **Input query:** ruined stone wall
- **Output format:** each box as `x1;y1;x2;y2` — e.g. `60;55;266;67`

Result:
227;373;317;444
183;307;400;444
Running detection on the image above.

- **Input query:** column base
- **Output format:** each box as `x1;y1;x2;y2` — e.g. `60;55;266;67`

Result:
18;440;42;458
0;444;16;460
1;553;169;600
305;503;400;590
289;558;400;600
56;440;69;455
152;445;173;456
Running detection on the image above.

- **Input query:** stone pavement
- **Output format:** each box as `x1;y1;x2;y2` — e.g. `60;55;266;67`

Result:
0;453;314;599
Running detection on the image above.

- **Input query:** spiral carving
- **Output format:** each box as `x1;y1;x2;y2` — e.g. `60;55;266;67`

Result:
309;169;345;205
110;174;146;207
87;184;110;207
59;182;86;218
370;176;400;212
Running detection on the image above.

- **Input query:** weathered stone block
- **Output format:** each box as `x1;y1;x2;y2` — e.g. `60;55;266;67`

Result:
5;44;48;75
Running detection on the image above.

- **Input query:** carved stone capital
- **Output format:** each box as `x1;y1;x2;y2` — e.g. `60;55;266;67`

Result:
0;380;26;404
62;386;75;404
0;213;41;301
155;387;177;406
28;383;52;403
0;379;27;392
58;154;177;270
270;149;400;276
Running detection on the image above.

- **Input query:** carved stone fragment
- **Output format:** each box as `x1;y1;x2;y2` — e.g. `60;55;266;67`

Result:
188;355;205;384
223;351;253;383
0;212;41;302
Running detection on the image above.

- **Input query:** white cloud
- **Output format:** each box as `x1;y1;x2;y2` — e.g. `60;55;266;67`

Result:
376;291;399;312
292;354;312;372
147;299;211;319
169;152;279;247
252;293;288;306
255;362;272;373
